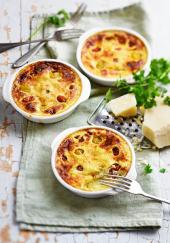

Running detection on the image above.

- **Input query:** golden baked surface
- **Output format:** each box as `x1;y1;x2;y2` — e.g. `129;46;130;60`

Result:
12;61;82;116
81;30;148;79
56;128;132;191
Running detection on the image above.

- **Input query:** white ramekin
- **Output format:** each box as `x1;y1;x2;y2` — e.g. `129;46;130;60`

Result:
3;59;91;123
51;125;137;198
76;27;151;86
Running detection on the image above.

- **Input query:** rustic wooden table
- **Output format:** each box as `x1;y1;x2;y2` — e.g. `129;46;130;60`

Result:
0;0;170;242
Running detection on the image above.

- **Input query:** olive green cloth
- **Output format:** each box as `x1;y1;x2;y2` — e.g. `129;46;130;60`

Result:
16;2;163;232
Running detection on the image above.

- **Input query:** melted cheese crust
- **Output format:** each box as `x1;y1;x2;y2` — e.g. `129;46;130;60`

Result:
12;61;82;116
81;30;148;79
56;128;132;191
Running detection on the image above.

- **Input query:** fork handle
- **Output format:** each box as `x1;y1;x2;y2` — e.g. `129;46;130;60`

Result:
0;38;53;54
0;43;27;53
141;192;170;205
12;41;46;68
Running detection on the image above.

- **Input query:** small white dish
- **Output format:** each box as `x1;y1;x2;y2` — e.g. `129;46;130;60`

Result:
76;27;151;86
3;59;91;123
51;125;137;198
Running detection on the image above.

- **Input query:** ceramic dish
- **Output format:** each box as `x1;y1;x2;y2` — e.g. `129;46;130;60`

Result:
76;27;151;86
3;59;91;123
51;125;137;198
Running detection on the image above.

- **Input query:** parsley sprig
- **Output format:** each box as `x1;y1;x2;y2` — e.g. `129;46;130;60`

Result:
116;58;170;109
159;168;166;173
143;164;167;174
144;164;153;174
31;9;70;39
164;96;170;105
105;88;114;102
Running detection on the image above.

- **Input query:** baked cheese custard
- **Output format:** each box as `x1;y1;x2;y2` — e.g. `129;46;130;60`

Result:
12;61;82;116
81;30;148;79
56;128;132;191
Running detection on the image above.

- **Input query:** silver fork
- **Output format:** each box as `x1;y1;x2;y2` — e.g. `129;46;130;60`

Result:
66;3;87;27
100;174;170;204
0;29;84;53
12;3;87;68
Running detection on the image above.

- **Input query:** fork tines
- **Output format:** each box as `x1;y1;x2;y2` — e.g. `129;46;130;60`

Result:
100;173;170;204
100;174;132;192
70;3;87;23
57;29;84;41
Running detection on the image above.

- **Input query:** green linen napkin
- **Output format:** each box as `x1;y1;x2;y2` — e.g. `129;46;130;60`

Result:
16;2;163;232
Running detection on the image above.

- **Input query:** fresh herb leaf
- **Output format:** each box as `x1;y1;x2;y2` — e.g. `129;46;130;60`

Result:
115;58;170;109
159;168;166;173
105;88;113;102
150;58;170;84
46;9;70;26
30;9;70;39
144;164;153;174
164;96;170;106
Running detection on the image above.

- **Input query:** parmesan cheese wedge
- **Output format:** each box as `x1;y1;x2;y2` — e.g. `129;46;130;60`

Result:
142;99;170;148
107;93;137;117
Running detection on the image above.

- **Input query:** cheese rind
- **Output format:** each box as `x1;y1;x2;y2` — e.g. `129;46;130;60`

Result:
139;106;145;115
107;93;137;117
142;99;170;148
